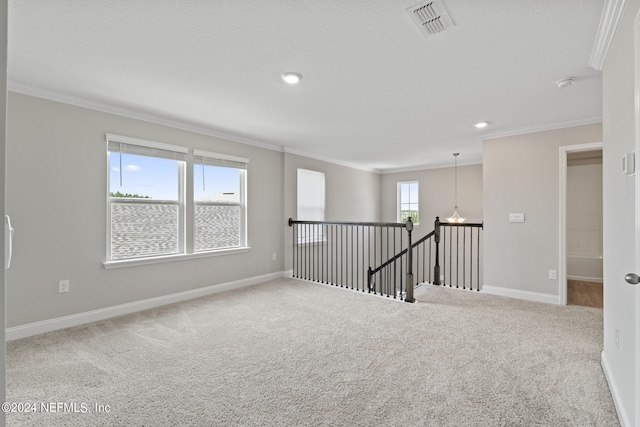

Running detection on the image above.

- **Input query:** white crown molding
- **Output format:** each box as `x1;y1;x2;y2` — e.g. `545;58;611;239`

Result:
9;81;603;176
11;81;383;174
380;159;483;175
480;116;603;141
8;81;285;154
283;147;381;174
589;0;627;70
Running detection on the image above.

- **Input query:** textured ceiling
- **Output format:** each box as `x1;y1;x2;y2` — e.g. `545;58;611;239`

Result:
8;0;604;172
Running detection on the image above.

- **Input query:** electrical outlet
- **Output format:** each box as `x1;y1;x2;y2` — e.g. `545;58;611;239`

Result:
548;270;557;280
58;280;70;293
615;328;619;350
272;252;277;261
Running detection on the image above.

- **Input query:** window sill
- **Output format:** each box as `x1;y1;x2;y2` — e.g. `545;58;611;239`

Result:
103;247;250;269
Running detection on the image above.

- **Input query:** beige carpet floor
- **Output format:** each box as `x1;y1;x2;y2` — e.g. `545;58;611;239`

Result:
6;278;619;426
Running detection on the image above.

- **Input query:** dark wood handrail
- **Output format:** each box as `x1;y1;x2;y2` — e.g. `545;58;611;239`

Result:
289;218;406;228
369;230;435;275
440;222;484;228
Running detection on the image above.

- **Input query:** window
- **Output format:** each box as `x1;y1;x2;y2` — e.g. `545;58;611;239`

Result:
108;136;186;260
106;134;248;265
194;149;247;252
398;181;419;224
297;169;325;243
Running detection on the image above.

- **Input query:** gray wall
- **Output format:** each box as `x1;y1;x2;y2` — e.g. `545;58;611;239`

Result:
283;152;380;271
5;92;285;327
601;0;640;424
483;123;602;296
380;164;483;240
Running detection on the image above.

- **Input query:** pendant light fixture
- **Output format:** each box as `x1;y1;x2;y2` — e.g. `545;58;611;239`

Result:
447;153;466;223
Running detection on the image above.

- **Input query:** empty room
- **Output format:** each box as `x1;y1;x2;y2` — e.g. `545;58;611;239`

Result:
1;1;639;426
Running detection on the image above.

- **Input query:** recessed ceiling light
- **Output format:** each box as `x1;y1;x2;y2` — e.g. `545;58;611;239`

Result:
281;72;302;84
556;77;575;88
473;122;488;129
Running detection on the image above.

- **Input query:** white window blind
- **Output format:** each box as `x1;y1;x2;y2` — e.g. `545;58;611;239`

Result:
297;169;325;244
107;134;187;160
193;149;248;169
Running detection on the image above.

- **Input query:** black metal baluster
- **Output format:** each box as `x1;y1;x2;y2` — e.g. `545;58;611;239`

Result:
320;224;323;283
428;238;432;284
293;223;297;278
456;226;459;288
476;227;480;291
449;226;452;288
334;224;337;286
351;226;355;289
463;228;467;290
469;228;473;290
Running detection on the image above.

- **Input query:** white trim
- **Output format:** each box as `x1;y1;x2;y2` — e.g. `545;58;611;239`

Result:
558;142;604;306
397;180;420;224
634;11;640;426
106;133;188;154
8;84;284;153
589;0;628;70
283;147;380;174
482;116;603;142
103;247;250;269
482;285;560;305
602;351;632;427
381;160;483;175
6;270;285;341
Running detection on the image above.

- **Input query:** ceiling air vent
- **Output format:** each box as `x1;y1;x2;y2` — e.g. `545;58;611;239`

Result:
406;0;454;37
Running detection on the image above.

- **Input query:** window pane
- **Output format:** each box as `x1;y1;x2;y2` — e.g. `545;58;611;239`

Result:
110;203;179;260
195;205;240;251
399;181;419;223
109;149;182;260
194;164;244;252
194;165;240;202
110;153;178;200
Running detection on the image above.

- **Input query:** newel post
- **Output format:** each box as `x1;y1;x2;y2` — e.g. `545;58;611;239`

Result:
434;216;441;286
405;218;415;303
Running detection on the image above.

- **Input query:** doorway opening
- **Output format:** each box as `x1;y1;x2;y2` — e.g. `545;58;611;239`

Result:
559;142;603;306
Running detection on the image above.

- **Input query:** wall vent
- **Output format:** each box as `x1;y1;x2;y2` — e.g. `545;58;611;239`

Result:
406;0;454;37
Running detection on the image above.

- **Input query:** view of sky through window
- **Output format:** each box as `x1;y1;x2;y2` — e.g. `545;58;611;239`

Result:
109;153;179;200
194;165;240;202
109;153;241;201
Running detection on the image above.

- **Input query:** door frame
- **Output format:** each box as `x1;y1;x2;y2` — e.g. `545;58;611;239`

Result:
633;9;640;425
558;141;603;306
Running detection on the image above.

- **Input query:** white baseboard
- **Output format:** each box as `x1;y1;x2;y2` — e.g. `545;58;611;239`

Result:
6;270;287;341
567;275;603;283
482;285;560;305
601;351;631;427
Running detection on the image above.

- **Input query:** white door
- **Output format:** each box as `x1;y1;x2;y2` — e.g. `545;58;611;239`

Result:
601;10;640;427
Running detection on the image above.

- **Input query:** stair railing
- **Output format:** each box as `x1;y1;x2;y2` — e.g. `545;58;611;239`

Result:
289;216;483;302
288;218;415;302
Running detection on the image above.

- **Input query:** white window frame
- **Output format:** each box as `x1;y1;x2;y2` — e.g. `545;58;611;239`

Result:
103;134;249;269
397;181;419;224
193;149;248;252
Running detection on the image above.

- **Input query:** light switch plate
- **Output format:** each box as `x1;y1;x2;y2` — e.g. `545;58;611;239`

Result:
509;213;525;223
